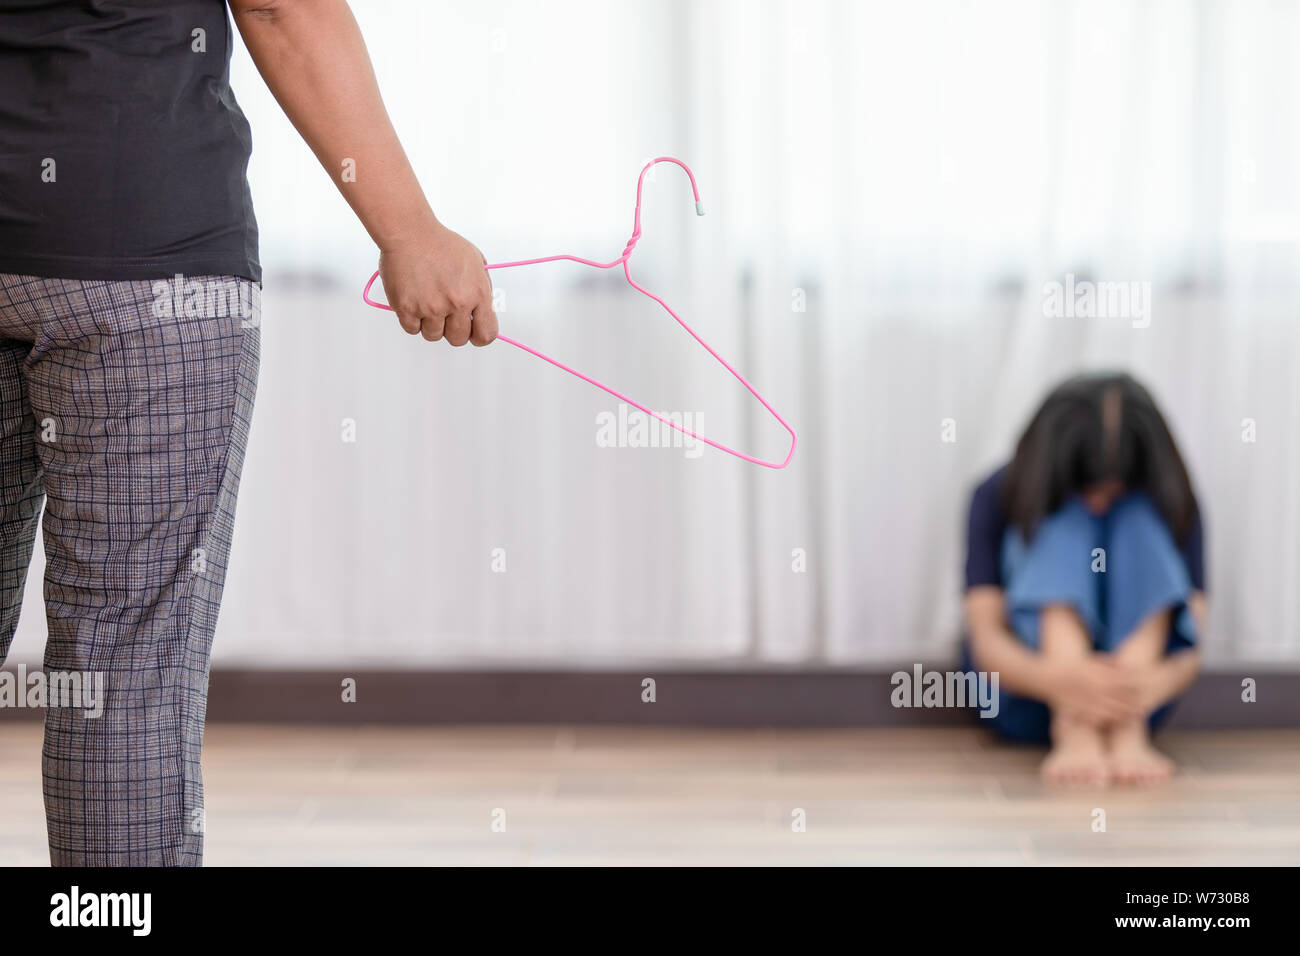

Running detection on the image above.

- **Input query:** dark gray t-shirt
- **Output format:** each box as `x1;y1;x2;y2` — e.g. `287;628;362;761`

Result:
0;0;260;281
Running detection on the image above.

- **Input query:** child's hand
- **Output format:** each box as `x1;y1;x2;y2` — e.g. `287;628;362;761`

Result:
1047;656;1145;727
378;224;498;347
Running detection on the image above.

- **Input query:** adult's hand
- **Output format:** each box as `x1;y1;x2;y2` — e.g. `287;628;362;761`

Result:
379;225;497;346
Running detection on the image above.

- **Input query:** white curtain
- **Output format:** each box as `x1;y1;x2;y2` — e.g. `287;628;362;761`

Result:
9;0;1298;669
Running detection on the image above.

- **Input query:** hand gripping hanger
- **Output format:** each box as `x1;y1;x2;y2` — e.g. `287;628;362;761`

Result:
363;157;797;469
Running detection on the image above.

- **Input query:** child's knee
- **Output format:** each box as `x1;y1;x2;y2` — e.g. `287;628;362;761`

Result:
1108;493;1174;550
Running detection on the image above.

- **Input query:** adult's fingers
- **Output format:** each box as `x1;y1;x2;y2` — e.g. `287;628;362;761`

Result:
443;309;473;347
393;306;423;336
470;301;499;346
420;314;446;342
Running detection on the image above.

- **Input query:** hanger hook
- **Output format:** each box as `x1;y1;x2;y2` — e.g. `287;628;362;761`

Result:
627;157;705;257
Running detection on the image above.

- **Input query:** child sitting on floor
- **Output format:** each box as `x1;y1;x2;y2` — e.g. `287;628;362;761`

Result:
963;372;1206;787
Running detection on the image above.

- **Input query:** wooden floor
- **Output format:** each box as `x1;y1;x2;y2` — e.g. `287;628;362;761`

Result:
2;724;1299;865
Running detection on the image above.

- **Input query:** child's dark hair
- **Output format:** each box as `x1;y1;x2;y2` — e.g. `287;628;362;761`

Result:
1003;372;1198;543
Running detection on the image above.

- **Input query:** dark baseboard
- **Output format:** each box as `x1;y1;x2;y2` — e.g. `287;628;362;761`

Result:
2;668;1293;728
197;668;1300;727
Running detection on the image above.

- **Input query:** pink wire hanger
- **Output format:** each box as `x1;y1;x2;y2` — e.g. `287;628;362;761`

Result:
363;156;796;469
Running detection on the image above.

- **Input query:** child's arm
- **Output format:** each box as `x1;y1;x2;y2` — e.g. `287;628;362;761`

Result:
966;587;1055;698
229;0;497;347
1139;592;1205;713
966;586;1143;726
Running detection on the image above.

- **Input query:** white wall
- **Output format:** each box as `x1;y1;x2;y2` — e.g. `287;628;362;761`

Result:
7;0;1299;668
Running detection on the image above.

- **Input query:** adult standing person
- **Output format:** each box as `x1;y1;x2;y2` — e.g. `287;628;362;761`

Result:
0;0;493;865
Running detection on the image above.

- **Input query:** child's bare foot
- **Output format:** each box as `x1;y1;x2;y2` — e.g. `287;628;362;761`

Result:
1042;717;1110;787
1107;721;1175;786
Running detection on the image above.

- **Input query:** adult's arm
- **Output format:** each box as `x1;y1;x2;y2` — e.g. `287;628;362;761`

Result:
228;0;496;347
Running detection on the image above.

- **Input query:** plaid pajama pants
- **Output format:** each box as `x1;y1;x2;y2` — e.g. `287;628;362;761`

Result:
0;273;259;866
